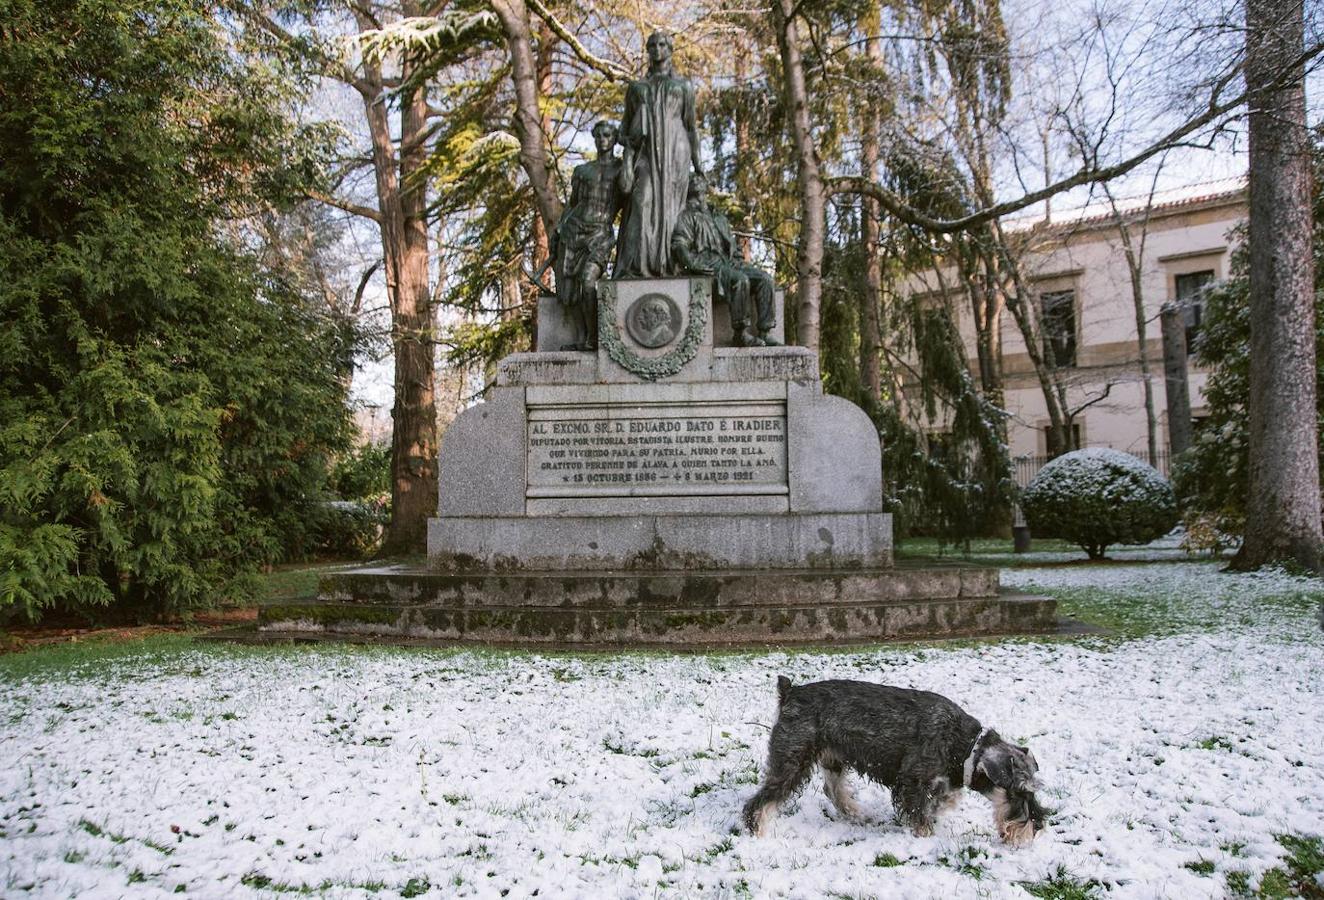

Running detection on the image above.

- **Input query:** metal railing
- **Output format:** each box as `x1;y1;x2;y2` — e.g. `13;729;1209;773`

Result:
1012;449;1172;489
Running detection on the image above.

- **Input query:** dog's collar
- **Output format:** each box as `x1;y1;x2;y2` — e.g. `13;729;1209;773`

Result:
962;727;992;787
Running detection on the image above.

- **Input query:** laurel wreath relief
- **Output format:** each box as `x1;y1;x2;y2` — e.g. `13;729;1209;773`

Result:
598;279;709;381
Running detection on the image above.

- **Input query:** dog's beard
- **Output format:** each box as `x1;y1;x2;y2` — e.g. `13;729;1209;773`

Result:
991;787;1046;846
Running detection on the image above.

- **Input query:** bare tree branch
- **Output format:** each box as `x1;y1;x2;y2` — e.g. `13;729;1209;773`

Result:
829;41;1324;234
352;259;384;316
525;0;629;80
1068;381;1115;418
308;189;383;224
221;0;377;98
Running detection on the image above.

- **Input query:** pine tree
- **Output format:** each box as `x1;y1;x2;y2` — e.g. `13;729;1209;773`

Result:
0;0;353;621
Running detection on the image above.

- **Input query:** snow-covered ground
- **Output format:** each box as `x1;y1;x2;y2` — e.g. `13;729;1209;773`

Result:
2;563;1322;899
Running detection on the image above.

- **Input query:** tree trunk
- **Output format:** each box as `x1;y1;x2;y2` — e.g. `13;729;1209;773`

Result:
522;19;557;349
491;0;562;232
967;244;1005;410
1113;210;1160;462
860;189;884;408
993;227;1070;455
1160;304;1193;456
858;11;884;407
367;2;438;555
970;244;1011;535
733;49;753;262
773;0;826;354
1234;0;1322;571
530;18;555;271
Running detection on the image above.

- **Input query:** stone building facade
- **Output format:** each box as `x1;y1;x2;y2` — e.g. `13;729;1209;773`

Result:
903;178;1247;471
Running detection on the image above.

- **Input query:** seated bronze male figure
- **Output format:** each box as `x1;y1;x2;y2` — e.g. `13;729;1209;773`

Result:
670;174;779;347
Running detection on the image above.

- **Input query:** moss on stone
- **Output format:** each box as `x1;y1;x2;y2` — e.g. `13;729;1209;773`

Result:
827;609;849;632
261;604;401;627
658;610;728;630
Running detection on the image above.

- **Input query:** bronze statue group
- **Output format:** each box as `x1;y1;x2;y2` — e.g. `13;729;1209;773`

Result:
533;31;780;351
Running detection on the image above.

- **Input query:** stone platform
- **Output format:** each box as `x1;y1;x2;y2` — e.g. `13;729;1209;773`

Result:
429;512;892;572
257;276;1060;646
259;562;1057;646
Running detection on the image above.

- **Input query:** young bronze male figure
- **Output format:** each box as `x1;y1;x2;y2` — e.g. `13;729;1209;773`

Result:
533;120;623;350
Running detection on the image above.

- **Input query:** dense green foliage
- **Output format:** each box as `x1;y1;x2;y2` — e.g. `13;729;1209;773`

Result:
315;442;391;558
0;0;353;622
1022;449;1178;559
820;231;1013;541
1173;130;1324;537
329;441;391;502
700;11;1015;543
309;500;388;559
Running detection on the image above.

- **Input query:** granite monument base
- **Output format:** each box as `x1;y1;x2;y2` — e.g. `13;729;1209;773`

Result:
259;277;1056;645
259;562;1056;645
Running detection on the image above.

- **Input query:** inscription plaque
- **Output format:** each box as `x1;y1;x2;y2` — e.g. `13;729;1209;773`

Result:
527;402;788;497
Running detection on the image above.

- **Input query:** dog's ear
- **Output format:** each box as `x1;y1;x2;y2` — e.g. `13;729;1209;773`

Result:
979;743;1038;791
977;744;1014;788
776;676;793;703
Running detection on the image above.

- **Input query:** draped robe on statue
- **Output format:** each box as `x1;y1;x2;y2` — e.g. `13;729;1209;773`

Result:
614;70;699;277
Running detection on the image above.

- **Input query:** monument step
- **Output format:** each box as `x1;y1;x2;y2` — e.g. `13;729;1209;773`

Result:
257;592;1056;645
315;563;999;609
428;511;893;571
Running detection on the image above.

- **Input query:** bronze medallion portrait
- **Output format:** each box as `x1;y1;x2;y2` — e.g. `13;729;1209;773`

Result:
625;293;682;349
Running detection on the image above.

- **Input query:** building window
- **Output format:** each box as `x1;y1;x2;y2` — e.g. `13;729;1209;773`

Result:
1043;422;1083;454
1040;290;1077;368
1175;270;1215;353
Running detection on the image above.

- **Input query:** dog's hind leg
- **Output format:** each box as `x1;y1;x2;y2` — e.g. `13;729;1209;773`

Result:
742;722;817;836
820;751;862;820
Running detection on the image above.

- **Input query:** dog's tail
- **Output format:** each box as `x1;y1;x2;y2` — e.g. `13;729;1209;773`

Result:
776;675;793;705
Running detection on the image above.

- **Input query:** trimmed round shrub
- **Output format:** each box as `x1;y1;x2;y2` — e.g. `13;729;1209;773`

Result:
1021;448;1178;559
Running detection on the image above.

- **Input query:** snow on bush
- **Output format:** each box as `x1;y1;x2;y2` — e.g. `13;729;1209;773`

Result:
1022;448;1178;559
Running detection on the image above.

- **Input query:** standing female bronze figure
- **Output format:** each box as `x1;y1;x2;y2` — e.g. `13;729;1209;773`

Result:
614;31;704;278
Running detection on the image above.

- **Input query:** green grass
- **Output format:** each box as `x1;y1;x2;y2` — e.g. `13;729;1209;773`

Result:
1258;834;1324;899
2;554;1318;679
1018;866;1106;899
1048;579;1320;638
256;564;328;602
399;876;430;898
1218;834;1324;898
1227;870;1255;897
237;872;393;895
896;536;1082;561
78;819;174;857
255;558;419;602
700;837;734;862
0;614;932;675
79;819;129;844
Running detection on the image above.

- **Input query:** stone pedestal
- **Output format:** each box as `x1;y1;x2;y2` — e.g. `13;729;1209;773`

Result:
259;277;1057;645
536;281;787;352
430;277;888;567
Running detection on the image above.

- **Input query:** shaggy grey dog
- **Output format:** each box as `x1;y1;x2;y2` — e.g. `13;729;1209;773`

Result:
742;677;1046;845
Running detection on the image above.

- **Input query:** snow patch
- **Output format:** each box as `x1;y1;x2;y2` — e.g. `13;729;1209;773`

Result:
1;564;1321;898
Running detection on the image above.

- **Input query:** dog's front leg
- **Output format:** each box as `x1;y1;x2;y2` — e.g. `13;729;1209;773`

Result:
892;755;950;837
